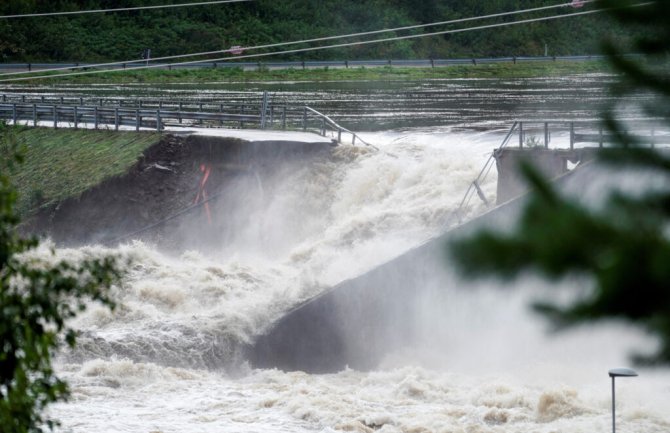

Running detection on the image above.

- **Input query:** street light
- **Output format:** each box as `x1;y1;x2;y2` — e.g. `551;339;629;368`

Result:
608;367;638;433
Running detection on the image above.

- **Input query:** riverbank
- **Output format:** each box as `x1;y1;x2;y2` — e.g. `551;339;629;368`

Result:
14;59;612;85
10;127;160;215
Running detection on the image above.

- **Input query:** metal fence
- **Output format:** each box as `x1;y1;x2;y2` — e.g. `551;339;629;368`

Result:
0;55;608;73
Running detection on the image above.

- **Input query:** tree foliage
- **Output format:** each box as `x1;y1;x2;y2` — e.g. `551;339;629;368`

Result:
0;0;622;62
0;122;121;432
449;0;670;365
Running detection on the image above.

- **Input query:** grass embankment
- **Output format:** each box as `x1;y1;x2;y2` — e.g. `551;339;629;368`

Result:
33;60;612;84
12;127;160;215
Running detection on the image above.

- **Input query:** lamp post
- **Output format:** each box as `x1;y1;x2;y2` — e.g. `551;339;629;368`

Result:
608;368;638;433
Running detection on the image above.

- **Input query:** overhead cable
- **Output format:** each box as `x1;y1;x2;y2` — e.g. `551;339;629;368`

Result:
2;4;646;83
0;0;252;19
0;1;595;77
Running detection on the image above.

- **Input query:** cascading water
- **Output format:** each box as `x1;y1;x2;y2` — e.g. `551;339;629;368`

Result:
40;127;670;433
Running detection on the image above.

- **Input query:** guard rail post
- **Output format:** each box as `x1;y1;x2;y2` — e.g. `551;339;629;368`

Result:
156;110;162;131
114;108;119;131
544;122;549;148
94;106;98;129
33;104;37;126
136;109;140;131
519;122;523;147
303;107;307;131
12;103;17;125
599;125;603;148
53;106;58;129
74;106;78;129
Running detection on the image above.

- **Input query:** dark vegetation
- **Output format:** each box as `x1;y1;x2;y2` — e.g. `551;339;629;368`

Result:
0;122;121;433
1;0;627;63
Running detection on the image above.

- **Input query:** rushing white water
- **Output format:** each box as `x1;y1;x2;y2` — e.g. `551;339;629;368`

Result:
43;129;669;433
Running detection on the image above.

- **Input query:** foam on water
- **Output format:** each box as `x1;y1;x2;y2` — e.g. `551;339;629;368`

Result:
40;130;669;432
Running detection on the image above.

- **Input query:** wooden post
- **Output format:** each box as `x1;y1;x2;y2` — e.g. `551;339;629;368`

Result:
114;108;119;131
519;122;523;148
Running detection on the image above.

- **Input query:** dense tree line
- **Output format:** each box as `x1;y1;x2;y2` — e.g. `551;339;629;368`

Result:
0;0;626;62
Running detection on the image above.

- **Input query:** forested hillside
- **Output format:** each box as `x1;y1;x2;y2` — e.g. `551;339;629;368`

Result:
0;0;626;62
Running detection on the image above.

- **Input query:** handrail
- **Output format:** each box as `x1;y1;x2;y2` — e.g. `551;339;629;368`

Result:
304;106;378;150
450;121;518;226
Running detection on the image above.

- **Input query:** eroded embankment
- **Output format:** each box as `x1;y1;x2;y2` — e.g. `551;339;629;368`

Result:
24;134;334;248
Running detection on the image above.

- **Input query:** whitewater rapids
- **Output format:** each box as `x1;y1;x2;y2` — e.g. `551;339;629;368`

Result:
41;130;668;433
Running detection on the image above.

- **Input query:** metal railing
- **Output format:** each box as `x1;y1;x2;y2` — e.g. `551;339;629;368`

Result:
301;106;377;148
0;103;261;131
449;118;670;226
0;96;374;148
0;55;610;73
450;122;519;225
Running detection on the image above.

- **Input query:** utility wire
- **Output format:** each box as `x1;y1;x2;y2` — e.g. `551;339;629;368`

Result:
0;7;613;83
0;0;595;77
0;0;252;19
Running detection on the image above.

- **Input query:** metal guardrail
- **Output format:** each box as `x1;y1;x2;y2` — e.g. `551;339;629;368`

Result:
450;118;669;225
0;55;609;73
0;98;374;147
0;103;261;130
301;106;376;149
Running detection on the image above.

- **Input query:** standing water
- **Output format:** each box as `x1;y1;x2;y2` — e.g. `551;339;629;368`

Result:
12;75;668;432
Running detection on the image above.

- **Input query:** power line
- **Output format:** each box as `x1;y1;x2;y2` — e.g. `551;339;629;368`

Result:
0;1;595;77
0;0;252;19
2;3;643;83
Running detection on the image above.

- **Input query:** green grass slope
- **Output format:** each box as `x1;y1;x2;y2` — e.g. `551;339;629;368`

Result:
13;127;160;215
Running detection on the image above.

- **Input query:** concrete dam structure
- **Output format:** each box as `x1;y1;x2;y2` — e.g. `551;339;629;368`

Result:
247;152;605;373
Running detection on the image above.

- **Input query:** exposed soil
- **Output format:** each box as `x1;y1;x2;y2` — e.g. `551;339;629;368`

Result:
23;133;333;249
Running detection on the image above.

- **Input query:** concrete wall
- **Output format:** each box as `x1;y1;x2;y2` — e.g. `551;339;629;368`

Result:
494;147;599;204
